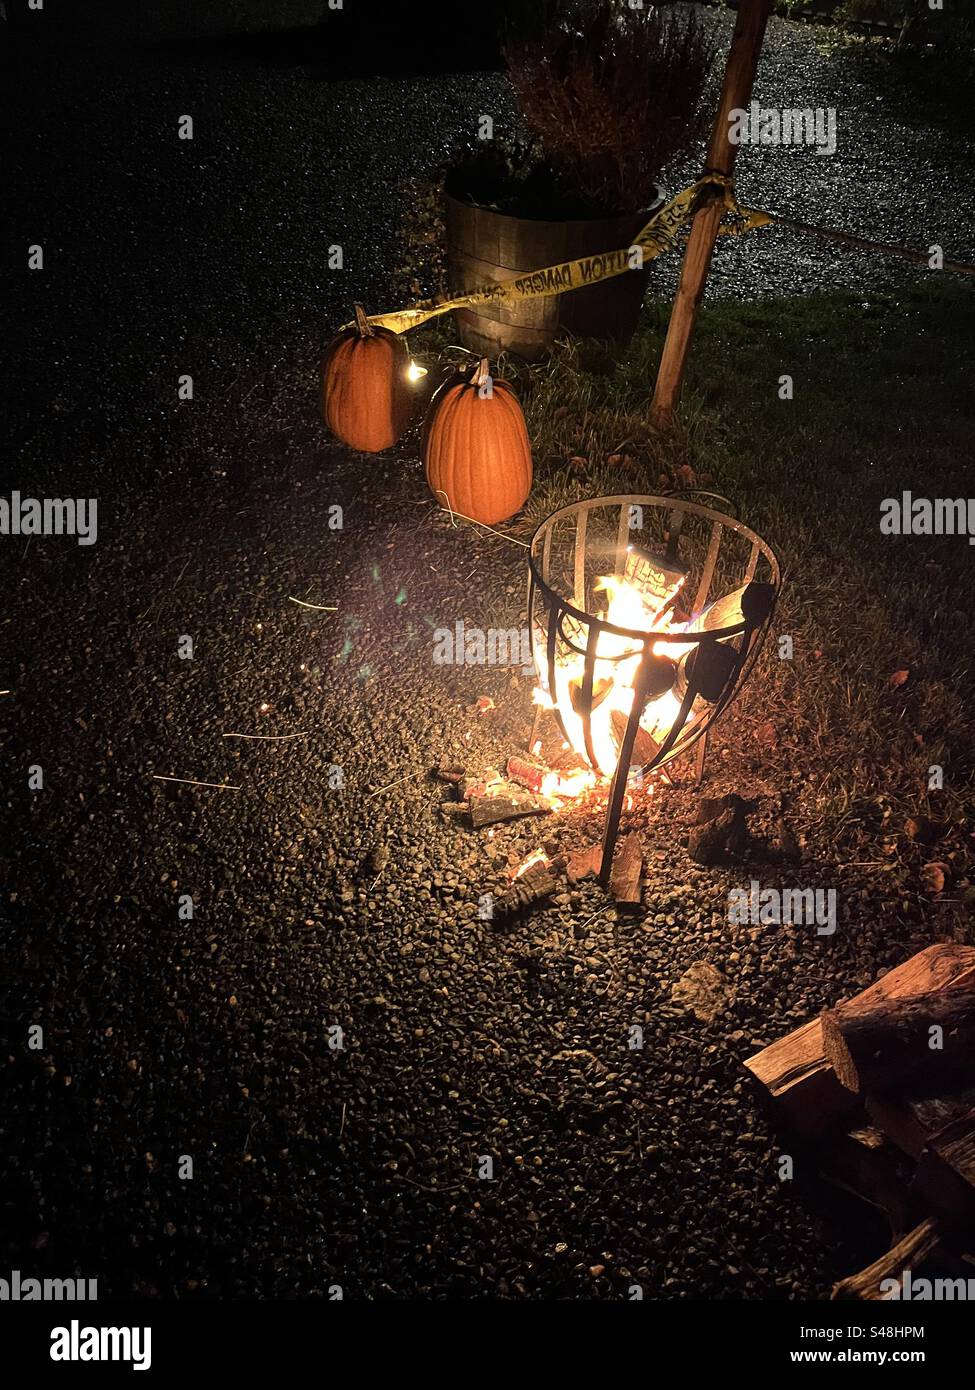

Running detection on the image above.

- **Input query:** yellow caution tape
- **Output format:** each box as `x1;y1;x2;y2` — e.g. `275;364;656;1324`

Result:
364;175;772;336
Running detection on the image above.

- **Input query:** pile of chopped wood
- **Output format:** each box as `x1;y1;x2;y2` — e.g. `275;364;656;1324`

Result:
746;944;975;1299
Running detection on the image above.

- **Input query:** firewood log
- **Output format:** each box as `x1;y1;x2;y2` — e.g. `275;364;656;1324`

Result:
914;1107;975;1232
822;987;975;1097
566;843;601;884
817;1126;916;1241
831;1219;944;1301
609;709;660;768
492;861;559;922
866;1086;975;1161
469;784;550;828
745;945;975;1136
609;833;643;906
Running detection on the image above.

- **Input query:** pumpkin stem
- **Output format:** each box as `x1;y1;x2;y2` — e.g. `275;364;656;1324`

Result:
471;357;491;389
353;303;374;338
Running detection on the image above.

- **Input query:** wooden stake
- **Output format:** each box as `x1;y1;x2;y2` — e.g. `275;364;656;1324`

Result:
650;0;774;429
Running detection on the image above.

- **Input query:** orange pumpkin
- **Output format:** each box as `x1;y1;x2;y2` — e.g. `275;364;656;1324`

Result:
423;359;533;526
322;304;415;452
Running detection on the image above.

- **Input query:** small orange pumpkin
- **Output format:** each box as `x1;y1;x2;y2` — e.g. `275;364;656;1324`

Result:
423;359;533;526
322;304;415;452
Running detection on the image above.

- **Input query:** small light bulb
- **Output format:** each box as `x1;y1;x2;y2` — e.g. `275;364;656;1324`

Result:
259;702;270;713
407;360;427;383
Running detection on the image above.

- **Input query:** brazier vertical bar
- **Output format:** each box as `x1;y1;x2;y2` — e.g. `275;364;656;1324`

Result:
694;520;723;615
599;643;655;884
574;507;588;610
580;621;600;773
615;503;631;576
744;537;760;584
542;520;553;585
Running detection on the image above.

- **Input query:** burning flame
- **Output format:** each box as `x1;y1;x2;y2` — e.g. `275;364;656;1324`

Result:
534;565;691;784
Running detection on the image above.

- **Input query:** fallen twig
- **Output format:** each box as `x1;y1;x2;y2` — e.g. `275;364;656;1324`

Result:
152;775;241;791
288;596;337;611
221;731;307;741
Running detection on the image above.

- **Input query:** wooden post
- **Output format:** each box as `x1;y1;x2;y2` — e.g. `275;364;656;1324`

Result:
650;0;774;428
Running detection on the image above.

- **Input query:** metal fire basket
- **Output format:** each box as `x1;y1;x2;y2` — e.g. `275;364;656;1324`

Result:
527;494;782;884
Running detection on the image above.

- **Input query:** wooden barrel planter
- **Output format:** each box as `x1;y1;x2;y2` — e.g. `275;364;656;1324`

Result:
445;189;665;361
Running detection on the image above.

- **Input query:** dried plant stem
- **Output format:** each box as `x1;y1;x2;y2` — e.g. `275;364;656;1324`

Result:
152;775;241;791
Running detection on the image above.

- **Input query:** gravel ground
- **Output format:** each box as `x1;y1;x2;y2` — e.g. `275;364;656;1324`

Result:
2;7;973;1299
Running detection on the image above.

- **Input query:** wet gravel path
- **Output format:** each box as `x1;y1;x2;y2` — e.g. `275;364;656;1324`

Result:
2;8;973;1299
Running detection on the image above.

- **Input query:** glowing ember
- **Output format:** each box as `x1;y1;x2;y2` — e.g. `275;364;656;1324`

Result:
512;847;548;879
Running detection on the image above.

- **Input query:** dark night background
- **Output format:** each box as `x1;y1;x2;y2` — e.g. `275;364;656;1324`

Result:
2;0;974;1303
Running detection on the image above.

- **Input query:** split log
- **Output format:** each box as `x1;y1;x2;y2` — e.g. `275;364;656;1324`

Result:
745;1017;850;1137
831;1218;944;1301
817;1126;916;1240
866;1086;975;1161
822;987;975;1097
693;795;728;826
688;581;776;635
567;843;602;884
914;1107;975;1231
687;794;754;864
469;784;550;828
744;944;975;1136
569;676;613;716
610;833;643;906
610;709;660;768
688;806;738;865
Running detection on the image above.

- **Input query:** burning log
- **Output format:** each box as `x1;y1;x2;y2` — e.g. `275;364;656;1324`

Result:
461;769;503;800
569;675;613;715
506;757;549;795
609;709;661;770
744;945;975;1136
469;782;550;828
609;833;643;906
492;859;559;922
689;581;776;635
822;987;975;1097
